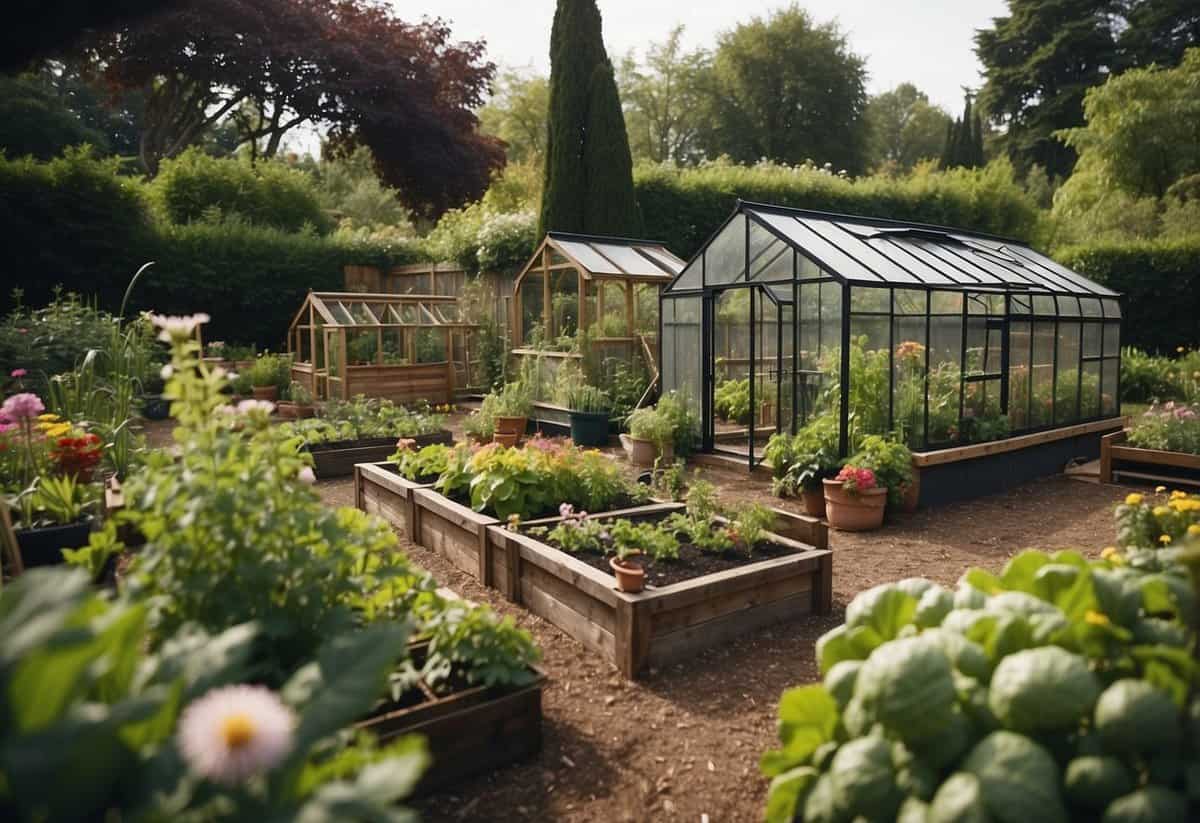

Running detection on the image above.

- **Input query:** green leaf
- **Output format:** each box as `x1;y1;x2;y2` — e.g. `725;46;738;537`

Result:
816;624;882;675
762;686;838;777
965;568;1002;594
765;766;819;823
999;551;1050;593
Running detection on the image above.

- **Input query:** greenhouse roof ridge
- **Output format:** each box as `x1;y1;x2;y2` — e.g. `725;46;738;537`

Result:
733;199;1021;245
546;230;676;248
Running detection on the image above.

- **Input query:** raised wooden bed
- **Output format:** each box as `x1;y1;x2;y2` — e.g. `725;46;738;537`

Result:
355;462;434;539
1100;429;1200;488
306;429;453;479
489;508;832;679
358;643;544;795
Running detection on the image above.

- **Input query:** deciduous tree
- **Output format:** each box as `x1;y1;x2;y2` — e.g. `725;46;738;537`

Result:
618;26;711;165
863;83;952;173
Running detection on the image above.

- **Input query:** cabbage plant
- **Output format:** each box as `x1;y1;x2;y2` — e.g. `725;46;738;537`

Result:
762;542;1200;822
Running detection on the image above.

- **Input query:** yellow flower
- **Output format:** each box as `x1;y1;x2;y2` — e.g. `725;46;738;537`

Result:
1171;490;1188;500
1124;493;1143;506
36;413;59;422
1153;505;1171;517
1155;485;1166;493
38;422;71;437
1159;534;1172;545
1085;610;1111;627
1188;525;1200;537
1100;546;1119;560
1178;346;1187;353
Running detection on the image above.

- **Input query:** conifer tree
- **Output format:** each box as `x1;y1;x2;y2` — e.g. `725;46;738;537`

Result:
539;0;641;237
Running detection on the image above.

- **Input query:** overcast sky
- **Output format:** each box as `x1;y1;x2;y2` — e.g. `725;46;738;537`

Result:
387;0;1009;114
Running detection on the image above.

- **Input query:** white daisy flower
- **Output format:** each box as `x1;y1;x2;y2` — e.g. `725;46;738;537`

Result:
161;364;174;380
177;685;296;785
235;399;276;416
150;313;211;342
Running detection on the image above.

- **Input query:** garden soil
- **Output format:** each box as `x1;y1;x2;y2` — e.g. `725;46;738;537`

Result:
312;417;1138;822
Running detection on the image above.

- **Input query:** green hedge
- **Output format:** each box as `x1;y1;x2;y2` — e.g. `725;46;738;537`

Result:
634;159;1043;257
0;151;426;348
1055;240;1200;353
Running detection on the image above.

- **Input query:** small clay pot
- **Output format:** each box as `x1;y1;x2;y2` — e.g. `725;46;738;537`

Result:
277;402;315;420
620;434;673;468
822;479;887;532
610;556;645;593
801;486;827;519
252;385;278;402
494;416;527;438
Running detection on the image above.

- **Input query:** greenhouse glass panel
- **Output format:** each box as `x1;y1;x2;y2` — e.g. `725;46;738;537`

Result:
670;257;702;291
1081;360;1101;418
1031;322;1056;427
893;315;927;448
1055;323;1083;424
1009;321;1032;430
848;314;891;441
521;273;544;344
1101;360;1118;416
600;282;628;337
549;269;578;340
928;314;963;443
596;244;666;277
554;239;621;274
704;214;747;285
662;297;702;420
1103;323;1120;357
635;283;658;336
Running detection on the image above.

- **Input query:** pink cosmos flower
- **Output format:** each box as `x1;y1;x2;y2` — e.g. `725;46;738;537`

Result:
1;392;45;420
297;466;316;485
10;368;26;378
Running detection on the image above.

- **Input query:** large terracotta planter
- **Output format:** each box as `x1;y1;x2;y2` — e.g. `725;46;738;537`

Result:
822;479;887;532
620;434;673;468
493;431;520;448
251;385;278;402
276;401;315;419
801;486;827;519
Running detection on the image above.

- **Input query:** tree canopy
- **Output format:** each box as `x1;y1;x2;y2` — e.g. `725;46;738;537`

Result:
479;70;550;164
863;83;952;173
81;0;502;219
539;0;640;237
697;5;868;173
618;26;711;165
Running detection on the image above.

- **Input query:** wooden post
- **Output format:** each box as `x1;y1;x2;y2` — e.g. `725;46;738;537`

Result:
339;328;349;400
624;279;634;337
308;302;318;400
542;247;551;341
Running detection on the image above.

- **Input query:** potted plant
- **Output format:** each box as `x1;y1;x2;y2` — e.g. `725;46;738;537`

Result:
851;435;916;512
13;474;98;567
767;417;841;518
822;465;887;531
248;353;287;402
609;543;645;593
564;385;612;447
622;405;674;467
277;380;315;419
492;382;532;446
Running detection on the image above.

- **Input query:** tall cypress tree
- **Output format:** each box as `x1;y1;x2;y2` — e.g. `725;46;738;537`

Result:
539;0;641;238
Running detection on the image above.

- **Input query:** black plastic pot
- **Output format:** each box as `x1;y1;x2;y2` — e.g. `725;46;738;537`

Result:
14;517;94;568
140;394;171;420
569;410;610;447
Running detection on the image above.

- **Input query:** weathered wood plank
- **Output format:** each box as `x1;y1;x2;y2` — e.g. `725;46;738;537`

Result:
420;509;485;578
520;561;617;635
521;583;617;661
646;591;814;669
651;573;813;636
912;417;1125;467
641;551;827;615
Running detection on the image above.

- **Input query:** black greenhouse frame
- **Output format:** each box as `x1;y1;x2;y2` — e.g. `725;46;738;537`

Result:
659;201;1123;470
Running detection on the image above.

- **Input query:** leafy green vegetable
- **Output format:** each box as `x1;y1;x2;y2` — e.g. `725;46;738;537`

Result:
1101;787;1188;823
853;635;958;743
1064;756;1136;810
929;772;991;823
988;647;1099;733
829;736;902;820
1094;679;1182;755
962;731;1067;823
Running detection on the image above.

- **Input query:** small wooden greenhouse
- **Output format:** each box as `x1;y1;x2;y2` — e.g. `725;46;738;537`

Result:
511;232;685;375
287;291;477;405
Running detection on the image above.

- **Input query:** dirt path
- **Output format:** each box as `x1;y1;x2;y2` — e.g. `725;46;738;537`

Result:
313;432;1136;823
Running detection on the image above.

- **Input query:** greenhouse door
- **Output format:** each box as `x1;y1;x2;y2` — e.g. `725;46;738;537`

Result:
706;285;782;466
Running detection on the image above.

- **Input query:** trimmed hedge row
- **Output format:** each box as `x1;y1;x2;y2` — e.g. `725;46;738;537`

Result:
634;159;1043;257
0;151;425;347
1054;240;1200;353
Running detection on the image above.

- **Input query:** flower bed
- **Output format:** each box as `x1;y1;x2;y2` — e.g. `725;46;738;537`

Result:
1101;404;1200;488
490;504;831;678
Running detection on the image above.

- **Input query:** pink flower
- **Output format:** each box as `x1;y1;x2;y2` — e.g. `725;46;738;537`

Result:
1;392;44;420
395;437;417;451
297;466;316;485
10;369;26;378
0;422;15;434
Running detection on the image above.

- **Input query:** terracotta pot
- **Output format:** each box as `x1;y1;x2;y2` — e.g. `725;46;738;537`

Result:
900;472;921;513
610;556;645;593
252;385;278;402
801;486;828;519
620;434;673;468
822;479;887;532
493;431;520;448
494;416;527;440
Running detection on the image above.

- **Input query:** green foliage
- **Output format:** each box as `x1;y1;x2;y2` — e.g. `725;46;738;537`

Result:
540;0;640;237
1128;404;1200;455
478;69;550;164
247;352;291;391
425;202;538;273
864;83;952;174
617;25;710;165
1121;347;1187;403
768;413;841;496
941;94;985;171
845;435;914;507
149;148;332;233
0;568;430;821
1054;239;1200;352
699;6;868;174
636;157;1041;258
1058;49;1200;200
389;443;456;483
714;377;754;424
761;539;1200;823
0;73;110;159
493;380;534;418
627;404;675;450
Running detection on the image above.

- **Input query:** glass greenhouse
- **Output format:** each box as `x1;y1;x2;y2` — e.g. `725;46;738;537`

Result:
660;201;1123;467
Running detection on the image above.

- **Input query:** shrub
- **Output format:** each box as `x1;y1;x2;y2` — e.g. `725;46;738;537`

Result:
634;157;1042;258
149;148;332;234
761;540;1200;823
1055;239;1200;353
